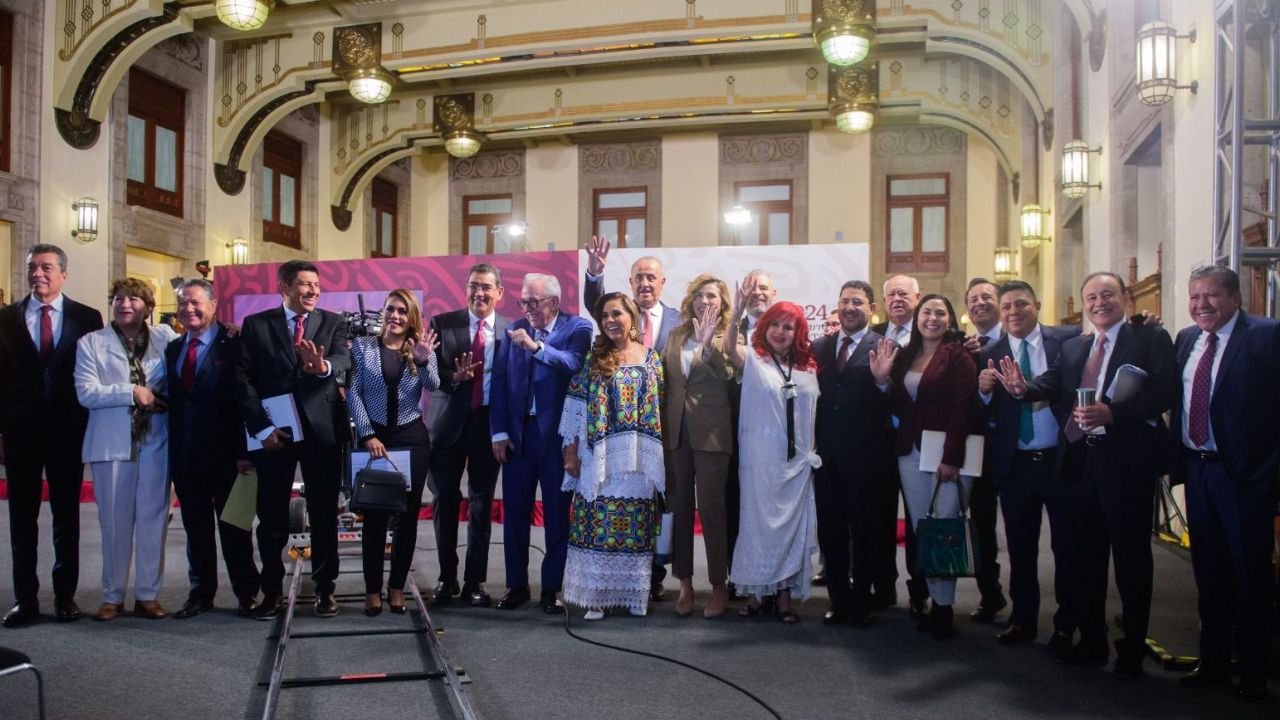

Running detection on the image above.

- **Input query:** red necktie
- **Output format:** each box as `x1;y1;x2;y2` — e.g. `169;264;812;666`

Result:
38;305;53;361
181;338;201;390
1065;334;1108;443
835;336;853;372
293;314;306;345
978;335;991;348
642;312;655;348
1187;332;1218;447
470;319;486;410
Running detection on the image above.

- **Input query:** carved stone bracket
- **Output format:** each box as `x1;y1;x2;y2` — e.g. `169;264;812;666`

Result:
332;142;419;230
215;81;318;195
214;163;247;195
331;204;353;232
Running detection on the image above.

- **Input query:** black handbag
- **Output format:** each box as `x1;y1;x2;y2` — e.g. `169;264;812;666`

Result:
350;456;408;514
914;478;979;579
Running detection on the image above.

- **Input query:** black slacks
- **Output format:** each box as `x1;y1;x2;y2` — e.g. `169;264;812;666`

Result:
173;467;260;603
815;466;877;613
254;439;341;597
5;429;85;604
428;407;499;586
363;420;431;594
998;450;1072;632
968;472;1005;602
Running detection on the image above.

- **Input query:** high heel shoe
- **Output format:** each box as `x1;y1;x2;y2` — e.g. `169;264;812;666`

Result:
387;589;406;614
364;593;383;617
675;581;695;617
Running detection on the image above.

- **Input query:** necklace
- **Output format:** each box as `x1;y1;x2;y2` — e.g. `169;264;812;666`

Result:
769;351;797;460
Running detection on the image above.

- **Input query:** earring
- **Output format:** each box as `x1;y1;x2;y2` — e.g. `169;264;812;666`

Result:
629;327;639;340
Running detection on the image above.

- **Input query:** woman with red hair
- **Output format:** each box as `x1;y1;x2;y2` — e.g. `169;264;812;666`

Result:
723;276;821;623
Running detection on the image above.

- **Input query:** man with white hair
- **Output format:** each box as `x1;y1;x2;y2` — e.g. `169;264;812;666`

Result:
584;236;679;352
871;274;921;346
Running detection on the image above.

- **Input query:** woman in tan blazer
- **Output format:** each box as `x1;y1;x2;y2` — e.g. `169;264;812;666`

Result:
662;274;735;618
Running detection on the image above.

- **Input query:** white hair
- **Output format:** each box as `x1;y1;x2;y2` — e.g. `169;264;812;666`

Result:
883;274;920;295
746;268;774;285
523;273;561;299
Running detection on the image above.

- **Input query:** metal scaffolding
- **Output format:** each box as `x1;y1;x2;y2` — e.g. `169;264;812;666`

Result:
1214;0;1280;318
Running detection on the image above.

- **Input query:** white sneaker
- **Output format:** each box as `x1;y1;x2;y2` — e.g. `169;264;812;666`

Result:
583;609;605;621
629;606;647;617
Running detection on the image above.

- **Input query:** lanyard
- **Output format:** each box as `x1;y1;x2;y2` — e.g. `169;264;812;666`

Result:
770;352;797;460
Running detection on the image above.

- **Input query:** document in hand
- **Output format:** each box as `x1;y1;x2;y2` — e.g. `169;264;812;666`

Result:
245;393;304;451
919;430;986;477
220;470;258;531
1104;364;1148;403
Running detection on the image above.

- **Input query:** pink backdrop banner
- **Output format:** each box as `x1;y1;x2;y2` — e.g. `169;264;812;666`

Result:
212;251;581;325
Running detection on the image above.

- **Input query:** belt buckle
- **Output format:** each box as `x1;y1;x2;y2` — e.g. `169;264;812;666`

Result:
1084;435;1102;447
1029;450;1046;461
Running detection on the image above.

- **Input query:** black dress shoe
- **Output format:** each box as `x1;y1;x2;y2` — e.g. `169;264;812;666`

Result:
1236;678;1270;701
252;594;283;621
314;595;339;618
908;596;927;621
495;586;530;610
461;584;492;607
54;598;83;623
811;568;828;586
432;580;460;605
1056;640;1110;666
822;607;849;626
2;602;39;628
174;597;215;619
649;583;666;602
237;597;257;618
541;593;564;614
1047;630;1074;653
1178;663;1229;688
969;595;1008;624
1113;653;1145;680
996;625;1037;645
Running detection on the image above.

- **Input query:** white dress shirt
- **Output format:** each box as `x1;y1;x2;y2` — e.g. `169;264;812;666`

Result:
1180;311;1238;451
468;310;497;405
24;293;65;348
885;320;913;346
1007;326;1058;450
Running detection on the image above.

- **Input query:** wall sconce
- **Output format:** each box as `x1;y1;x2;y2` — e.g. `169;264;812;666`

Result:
1020;204;1050;249
1136;21;1197;106
829;63;878;135
813;0;875;66
71;197;98;242
1061;140;1102;199
227;237;249;265
215;0;274;31
434;93;485;158
333;24;394;105
993;246;1016;282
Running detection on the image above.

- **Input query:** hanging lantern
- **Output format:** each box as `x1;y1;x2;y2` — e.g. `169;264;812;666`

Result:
215;0;274;31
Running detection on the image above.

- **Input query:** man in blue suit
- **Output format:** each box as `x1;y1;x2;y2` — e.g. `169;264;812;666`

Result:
978;280;1078;648
1170;266;1280;701
490;273;592;613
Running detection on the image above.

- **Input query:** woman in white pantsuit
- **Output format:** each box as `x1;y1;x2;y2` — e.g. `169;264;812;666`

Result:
74;278;177;621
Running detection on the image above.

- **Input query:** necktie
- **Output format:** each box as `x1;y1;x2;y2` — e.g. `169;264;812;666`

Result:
1187;332;1218;447
642;312;655;348
893;325;907;345
1065;334;1108;443
978;335;991;348
835;336;854;372
293;314;306;345
1017;340;1034;444
470;319;486;410
38;305;53;361
181;337;201;390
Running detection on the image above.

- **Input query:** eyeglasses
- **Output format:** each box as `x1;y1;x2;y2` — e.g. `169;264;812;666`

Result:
517;297;547;310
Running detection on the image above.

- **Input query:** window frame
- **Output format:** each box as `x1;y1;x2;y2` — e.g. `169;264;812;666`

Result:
371;177;397;258
733;179;794;246
262;130;303;249
592;186;648;249
0;10;12;174
462;193;513;254
885;172;950;273
126;68;185;218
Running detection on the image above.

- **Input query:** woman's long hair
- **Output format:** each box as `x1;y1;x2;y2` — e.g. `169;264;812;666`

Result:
589;292;642;380
379;288;425;376
751;301;815;370
676;274;732;338
889;293;964;387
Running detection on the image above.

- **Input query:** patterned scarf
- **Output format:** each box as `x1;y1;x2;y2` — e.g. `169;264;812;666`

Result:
111;323;152;445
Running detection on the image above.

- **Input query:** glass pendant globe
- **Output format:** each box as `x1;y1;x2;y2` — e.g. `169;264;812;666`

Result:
215;0;272;31
819;28;872;66
349;73;392;104
835;108;875;134
444;130;482;158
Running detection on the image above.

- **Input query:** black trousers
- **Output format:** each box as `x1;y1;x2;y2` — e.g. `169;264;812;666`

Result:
428;407;499;586
173;467;260;603
5;430;85;604
968;472;1005;602
1184;451;1277;683
1062;441;1155;656
254;439;341;597
363;421;431;594
815;466;877;613
998;451;1071;631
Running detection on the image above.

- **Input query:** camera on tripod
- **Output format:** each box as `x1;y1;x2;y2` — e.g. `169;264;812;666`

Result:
342;295;383;337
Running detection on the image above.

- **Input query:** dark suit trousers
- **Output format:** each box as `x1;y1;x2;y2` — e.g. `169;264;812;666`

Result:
1184;452;1277;682
173;468;259;603
429;407;499;585
815;466;877;612
362;421;431;594
998;451;1071;631
1062;441;1155;654
5;430;85;603
969;472;1005;601
501;416;571;593
254;440;341;597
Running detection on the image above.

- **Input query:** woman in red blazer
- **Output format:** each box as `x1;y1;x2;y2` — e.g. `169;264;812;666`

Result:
870;293;977;640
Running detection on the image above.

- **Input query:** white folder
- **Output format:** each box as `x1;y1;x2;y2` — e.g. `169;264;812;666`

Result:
918;430;986;477
245;393;304;451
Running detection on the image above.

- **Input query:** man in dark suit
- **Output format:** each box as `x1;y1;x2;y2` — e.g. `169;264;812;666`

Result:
425;263;509;607
870;274;920;343
812;280;889;627
977;280;1078;647
167;279;260;620
993;271;1176;678
0;244;103;628
234;260;351;619
490;273;592;613
1169;266;1279;701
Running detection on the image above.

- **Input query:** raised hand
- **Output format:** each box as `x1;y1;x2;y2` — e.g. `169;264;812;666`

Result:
409;328;439;365
451;351;483;383
962;335;982;354
297;339;328;375
867;338;898;385
978;359;998;394
507;327;539;352
586;235;611;276
990;355;1027;397
733;275;757;319
692;305;718;348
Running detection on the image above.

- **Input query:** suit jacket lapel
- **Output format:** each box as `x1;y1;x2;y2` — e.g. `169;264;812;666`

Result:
842;333;875;375
268;308;297;365
1175;328;1195;369
1211;311;1248;412
302;309;322;344
12;297;38;361
1101;323;1133;393
52;298;80;359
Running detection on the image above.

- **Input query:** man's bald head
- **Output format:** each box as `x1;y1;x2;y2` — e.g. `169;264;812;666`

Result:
629;256;666;310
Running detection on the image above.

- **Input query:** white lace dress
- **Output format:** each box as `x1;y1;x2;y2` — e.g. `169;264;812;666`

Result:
729;350;821;600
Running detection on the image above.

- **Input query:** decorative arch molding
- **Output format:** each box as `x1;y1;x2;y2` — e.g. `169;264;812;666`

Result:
882;100;1017;190
330;141;437;231
213;81;328;195
925;36;1047;122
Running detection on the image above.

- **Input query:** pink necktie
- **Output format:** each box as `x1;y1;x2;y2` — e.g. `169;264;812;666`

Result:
1187;332;1218;447
642;313;655;348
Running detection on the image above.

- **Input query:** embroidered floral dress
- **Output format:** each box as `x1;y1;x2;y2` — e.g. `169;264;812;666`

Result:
559;349;665;614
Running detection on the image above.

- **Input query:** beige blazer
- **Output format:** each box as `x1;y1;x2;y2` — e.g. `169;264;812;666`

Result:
660;324;734;453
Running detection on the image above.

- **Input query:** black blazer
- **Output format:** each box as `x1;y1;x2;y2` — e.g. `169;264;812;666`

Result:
1169;310;1280;491
978;324;1079;487
1022;321;1177;479
234;306;352;448
425;308;510;448
813;330;890;476
0;295;103;437
166;323;245;478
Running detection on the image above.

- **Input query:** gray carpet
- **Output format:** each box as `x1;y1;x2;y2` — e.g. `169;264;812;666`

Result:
0;500;1275;720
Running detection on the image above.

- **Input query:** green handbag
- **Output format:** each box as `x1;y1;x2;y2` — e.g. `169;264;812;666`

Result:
914;479;979;579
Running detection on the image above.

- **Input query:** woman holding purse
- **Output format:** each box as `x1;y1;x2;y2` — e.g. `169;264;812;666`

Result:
347;289;440;615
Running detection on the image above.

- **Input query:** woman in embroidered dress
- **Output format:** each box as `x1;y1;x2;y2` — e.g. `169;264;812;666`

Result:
560;292;665;620
724;275;821;624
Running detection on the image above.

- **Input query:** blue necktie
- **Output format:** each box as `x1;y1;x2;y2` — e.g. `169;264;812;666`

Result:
1018;340;1035;444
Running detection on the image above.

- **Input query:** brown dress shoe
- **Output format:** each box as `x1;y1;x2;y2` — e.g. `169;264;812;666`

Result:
703;584;729;619
133;600;167;619
95;603;125;621
675;582;695;617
